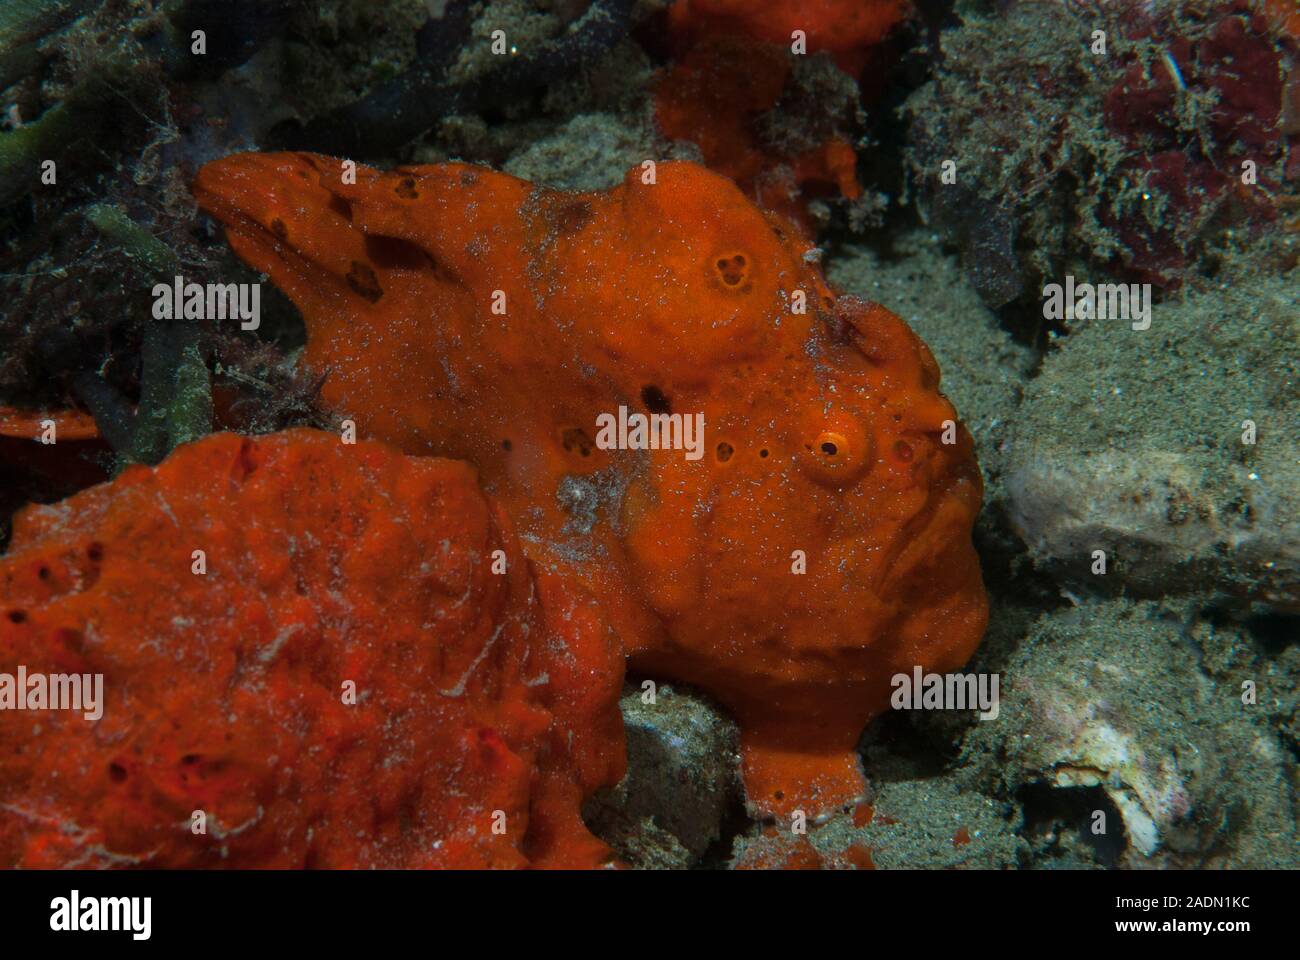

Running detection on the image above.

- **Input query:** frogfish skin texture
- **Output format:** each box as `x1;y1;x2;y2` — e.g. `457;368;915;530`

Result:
0;430;625;868
193;154;989;818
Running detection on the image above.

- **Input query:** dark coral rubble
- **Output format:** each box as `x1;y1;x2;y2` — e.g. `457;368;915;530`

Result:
906;0;1298;302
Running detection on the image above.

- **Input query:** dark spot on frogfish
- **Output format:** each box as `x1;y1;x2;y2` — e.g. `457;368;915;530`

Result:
640;384;672;415
346;261;384;302
554;200;593;236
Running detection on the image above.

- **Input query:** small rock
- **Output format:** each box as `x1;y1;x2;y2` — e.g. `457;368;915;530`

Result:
583;682;741;868
1005;275;1299;611
962;599;1298;868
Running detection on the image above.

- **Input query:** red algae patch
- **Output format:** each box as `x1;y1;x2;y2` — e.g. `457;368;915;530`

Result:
653;0;908;230
666;0;909;75
653;36;863;232
0;407;100;442
0;429;624;868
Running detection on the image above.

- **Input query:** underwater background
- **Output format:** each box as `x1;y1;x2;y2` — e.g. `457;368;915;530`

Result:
0;0;1296;869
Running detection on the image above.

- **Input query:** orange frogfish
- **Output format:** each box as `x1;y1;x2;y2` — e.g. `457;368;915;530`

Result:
0;430;625;868
193;154;988;818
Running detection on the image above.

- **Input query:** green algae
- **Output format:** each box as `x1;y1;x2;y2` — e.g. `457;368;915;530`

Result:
85;202;178;277
79;203;213;468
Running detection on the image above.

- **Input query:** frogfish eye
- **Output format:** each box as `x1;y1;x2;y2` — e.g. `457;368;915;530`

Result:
797;411;871;486
816;432;845;458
